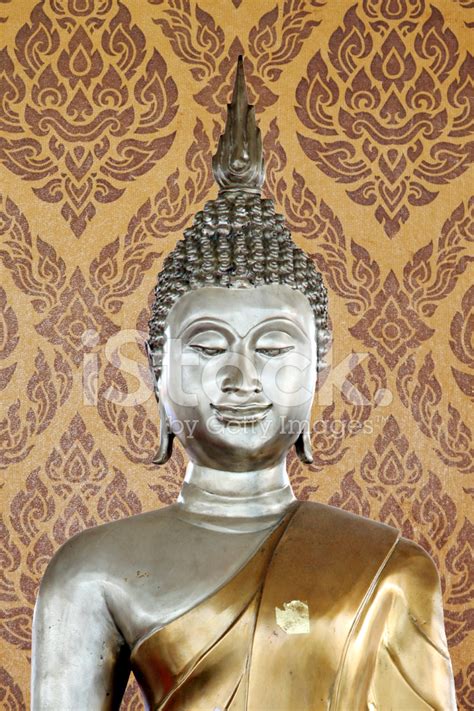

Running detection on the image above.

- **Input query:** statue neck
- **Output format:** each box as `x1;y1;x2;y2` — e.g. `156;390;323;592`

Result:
176;461;296;533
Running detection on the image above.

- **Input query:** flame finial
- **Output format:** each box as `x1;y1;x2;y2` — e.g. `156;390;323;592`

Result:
212;56;265;194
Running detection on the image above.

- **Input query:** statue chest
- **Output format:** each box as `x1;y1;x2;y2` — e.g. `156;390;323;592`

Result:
103;513;274;649
122;503;399;710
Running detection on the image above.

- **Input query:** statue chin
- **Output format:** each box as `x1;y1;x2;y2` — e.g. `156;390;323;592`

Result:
31;56;457;711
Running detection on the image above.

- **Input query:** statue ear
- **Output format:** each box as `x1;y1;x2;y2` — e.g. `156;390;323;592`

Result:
153;393;174;465
294;423;313;464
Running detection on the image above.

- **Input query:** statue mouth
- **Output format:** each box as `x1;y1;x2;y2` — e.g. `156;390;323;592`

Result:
211;403;272;425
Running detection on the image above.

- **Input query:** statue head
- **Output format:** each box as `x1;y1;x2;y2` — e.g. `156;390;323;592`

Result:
147;57;330;472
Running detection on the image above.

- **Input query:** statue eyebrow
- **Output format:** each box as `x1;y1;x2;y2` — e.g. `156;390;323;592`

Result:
249;318;309;340
177;318;238;339
177;316;308;340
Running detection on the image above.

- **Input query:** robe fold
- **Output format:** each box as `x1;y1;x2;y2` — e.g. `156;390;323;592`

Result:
130;501;456;710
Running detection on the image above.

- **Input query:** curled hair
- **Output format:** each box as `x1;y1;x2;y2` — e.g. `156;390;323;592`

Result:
147;192;331;382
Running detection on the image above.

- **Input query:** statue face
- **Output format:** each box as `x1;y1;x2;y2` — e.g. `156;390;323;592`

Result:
158;284;317;471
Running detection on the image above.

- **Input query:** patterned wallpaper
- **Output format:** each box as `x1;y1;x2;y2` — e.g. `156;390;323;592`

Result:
0;0;472;707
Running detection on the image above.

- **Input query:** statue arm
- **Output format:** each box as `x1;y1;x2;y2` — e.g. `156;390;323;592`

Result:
31;533;130;711
369;538;457;710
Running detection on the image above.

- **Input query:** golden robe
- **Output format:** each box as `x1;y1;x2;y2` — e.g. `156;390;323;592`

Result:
131;501;456;710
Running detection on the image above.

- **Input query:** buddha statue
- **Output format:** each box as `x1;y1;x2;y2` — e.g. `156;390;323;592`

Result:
31;58;457;710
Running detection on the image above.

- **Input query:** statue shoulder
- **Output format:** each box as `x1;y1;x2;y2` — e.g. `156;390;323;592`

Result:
39;505;177;590
294;502;447;652
388;535;439;576
377;535;451;664
296;502;444;595
295;501;442;600
381;534;444;606
298;500;399;551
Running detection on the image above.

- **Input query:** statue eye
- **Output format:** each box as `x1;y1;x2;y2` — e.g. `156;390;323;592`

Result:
190;345;226;357
256;346;294;357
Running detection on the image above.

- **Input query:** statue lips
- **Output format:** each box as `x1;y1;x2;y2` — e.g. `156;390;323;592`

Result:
210;402;272;425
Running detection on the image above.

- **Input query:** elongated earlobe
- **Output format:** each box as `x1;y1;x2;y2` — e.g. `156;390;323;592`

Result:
295;425;313;464
153;395;174;465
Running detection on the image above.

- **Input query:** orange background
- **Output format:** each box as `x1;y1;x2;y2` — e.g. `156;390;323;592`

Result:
0;0;472;707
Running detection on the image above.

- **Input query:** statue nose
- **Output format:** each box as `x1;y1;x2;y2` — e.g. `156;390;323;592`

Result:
219;361;263;395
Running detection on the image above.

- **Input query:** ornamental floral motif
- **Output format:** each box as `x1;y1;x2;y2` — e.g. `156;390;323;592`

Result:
295;0;474;236
397;352;474;474
0;287;18;391
98;362;158;465
45;413;108;498
350;270;434;368
149;446;186;505
0;666;25;709
0;287;18;362
331;415;460;550
0;116;213;372
445;519;473;608
0;350;72;469
328;470;372;518
455;663;474;710
450;285;474;401
35;267;119;366
151;0;323;116
361;414;422;492
0;1;178;236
